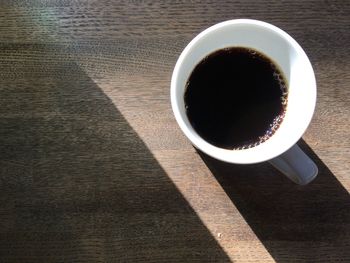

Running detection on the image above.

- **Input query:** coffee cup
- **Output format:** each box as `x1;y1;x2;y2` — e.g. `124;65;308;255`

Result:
171;19;317;185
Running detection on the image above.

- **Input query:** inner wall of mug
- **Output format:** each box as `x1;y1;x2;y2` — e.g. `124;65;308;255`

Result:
172;20;316;164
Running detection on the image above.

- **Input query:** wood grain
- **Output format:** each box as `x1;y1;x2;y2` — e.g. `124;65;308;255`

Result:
0;1;349;262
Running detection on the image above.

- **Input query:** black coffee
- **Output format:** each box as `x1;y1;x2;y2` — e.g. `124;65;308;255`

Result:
184;47;288;150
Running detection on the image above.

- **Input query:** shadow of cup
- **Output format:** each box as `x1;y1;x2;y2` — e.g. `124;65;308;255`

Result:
198;139;350;262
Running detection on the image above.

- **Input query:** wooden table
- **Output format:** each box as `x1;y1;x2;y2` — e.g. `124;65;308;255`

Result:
0;1;349;262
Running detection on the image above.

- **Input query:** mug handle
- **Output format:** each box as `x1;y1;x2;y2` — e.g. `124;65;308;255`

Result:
269;144;318;185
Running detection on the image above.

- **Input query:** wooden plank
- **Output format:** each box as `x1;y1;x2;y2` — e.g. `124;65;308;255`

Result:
0;1;349;262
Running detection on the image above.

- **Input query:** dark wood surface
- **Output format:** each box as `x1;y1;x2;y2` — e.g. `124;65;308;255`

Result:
0;1;349;262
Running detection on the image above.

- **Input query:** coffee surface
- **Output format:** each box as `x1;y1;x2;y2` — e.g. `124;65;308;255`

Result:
184;47;287;149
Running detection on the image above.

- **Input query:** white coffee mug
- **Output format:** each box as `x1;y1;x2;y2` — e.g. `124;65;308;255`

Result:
171;19;318;185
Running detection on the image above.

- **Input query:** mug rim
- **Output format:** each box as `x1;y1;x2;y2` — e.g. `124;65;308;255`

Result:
171;19;316;164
